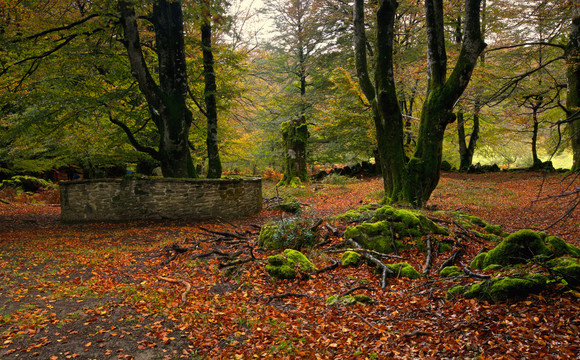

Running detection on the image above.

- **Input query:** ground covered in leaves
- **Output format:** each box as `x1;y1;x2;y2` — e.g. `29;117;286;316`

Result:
0;171;578;359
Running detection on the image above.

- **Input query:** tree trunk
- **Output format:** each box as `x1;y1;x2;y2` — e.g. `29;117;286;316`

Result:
405;0;485;206
201;0;222;179
280;115;309;185
531;107;542;168
354;0;406;202
568;12;580;171
118;0;195;178
457;111;479;170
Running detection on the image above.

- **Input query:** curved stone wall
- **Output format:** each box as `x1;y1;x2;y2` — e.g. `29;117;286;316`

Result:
60;177;262;222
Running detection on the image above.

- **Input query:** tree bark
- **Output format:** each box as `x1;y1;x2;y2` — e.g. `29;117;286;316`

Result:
118;0;196;178
201;0;222;179
457;111;479;170
280;115;309;185
405;0;486;206
354;0;406;202
568;12;580;171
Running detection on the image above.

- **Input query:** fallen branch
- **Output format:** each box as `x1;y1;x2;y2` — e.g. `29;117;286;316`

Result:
452;220;487;243
422;236;433;275
312;259;339;275
341;285;375;297
403;330;432;338
346;238;392;289
437;249;464;273
265;292;310;302
158;276;191;306
324;248;404;260
0;198;9;204
459;261;491;280
324;223;339;235
310;218;324;232
198;226;248;240
218;258;253;269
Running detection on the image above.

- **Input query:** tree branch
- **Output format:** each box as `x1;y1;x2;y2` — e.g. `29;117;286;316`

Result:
107;111;160;160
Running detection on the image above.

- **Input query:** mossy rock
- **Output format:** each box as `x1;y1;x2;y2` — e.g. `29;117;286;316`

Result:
440;266;462;278
461;214;488;228
267;196;302;213
439;242;453;252
545;236;580;257
258;219;316;250
326;294;375;306
548;257;580;285
484;224;509;237
482;229;550;267
372;206;450;236
385;262;421;279
470;252;488;270
474;232;501;242
334;204;377;222
265;249;315;280
463;274;548;301
344;221;407;254
483;264;503;271
341;251;361;267
446;285;466;300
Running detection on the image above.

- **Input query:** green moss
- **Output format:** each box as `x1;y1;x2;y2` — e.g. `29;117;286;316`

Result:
386;262;421;279
341;251;361;267
546;236;580;256
484;224;509;237
470;252;487;270
265;249;315;280
258;219;316;250
474;232;501;242
483;264;503;271
333;205;377;222
439;242;453;252
549;257;580;285
283;249;316;272
463;214;488;228
483;229;550;267
440;266;462;278
344;221;404;254
325;294;375;306
463;274;548;301
446;285;466;300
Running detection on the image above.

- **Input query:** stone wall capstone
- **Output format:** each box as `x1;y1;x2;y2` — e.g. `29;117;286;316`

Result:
60;177;262;222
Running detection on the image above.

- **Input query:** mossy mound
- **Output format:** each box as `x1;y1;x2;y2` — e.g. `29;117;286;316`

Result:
385;262;421;279
440;266;462;278
548;257;580;285
470;252;488;270
446;285;466;300
481;229;551;267
343;206;449;254
258;218;317;250
545;236;580;257
483;224;509;237
333;204;377;222
326;294;375;306
462;274;548;301
265;249;316;280
266;196;302;213
341;251;361;267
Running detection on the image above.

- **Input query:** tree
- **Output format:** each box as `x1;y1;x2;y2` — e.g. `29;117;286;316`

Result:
354;0;485;207
567;10;580;171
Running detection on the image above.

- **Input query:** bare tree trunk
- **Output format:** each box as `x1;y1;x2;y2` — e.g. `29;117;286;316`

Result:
568;12;580;171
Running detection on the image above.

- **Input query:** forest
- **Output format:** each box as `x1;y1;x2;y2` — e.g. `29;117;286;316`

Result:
1;0;580;359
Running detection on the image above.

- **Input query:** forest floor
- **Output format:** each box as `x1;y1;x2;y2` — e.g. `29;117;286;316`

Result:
0;171;578;359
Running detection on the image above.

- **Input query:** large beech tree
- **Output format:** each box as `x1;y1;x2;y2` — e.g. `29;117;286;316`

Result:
354;0;485;207
568;11;580;171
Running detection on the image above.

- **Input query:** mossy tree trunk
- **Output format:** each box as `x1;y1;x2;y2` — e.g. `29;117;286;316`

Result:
201;0;222;179
118;0;196;178
354;0;407;202
354;0;485;207
568;12;580;171
404;0;486;206
279;115;309;185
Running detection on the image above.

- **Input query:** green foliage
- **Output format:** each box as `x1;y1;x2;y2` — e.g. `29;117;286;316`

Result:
341;251;361;267
446;285;466;300
258;218;317;250
1;176;51;192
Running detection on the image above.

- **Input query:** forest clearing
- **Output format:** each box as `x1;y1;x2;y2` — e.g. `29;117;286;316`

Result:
0;171;578;359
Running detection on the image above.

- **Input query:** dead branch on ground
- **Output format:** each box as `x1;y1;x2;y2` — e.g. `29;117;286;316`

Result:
346;238;393;289
158;276;191;306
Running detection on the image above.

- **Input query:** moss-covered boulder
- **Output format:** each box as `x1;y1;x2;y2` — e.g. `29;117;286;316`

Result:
545;236;580;257
385;262;421;279
333;204;377;222
343;206;449;254
482;229;551;267
266;196;302;213
484;224;509;237
265;249;316;280
470;252;488;270
258;219;317;250
341;251;361;267
326;294;376;306
548;257;580;285
463;274;548;301
440;266;462;278
446;285;466;300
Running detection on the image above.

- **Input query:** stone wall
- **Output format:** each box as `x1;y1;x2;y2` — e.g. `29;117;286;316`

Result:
60;177;262;222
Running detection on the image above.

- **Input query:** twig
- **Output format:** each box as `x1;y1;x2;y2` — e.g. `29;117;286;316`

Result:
349;310;379;331
346;238;393;289
265;292;310;302
341;285;375;297
388;222;399;256
422;236;433;275
312;259;339;275
198;226;248;240
158;276;191;306
403;330;432;337
324;248;404;260
437;249;464;272
218;258;253;269
459;261;491;279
